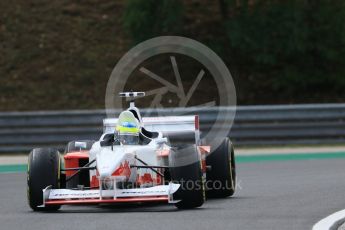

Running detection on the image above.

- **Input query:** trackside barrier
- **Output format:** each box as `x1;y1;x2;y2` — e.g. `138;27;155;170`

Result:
1;104;345;152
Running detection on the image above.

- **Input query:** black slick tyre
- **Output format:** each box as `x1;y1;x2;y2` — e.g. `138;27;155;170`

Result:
169;145;205;209
206;137;236;198
27;148;61;211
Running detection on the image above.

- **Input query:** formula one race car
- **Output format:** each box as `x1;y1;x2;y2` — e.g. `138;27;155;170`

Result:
27;92;236;211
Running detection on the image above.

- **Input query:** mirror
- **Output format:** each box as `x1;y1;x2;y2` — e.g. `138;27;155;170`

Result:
155;137;168;145
75;142;87;150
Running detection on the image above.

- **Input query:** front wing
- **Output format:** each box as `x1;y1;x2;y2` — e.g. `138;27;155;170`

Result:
39;183;180;207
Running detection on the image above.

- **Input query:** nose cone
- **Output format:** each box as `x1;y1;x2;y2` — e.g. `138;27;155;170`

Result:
96;147;126;179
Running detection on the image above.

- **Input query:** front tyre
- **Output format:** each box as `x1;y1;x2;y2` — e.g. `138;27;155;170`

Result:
169;145;205;209
27;148;61;211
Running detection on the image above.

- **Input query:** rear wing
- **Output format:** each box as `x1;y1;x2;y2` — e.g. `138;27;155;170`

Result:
103;116;200;144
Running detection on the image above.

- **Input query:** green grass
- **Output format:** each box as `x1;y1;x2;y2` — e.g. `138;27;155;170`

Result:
2;152;345;173
236;152;345;163
0;164;27;173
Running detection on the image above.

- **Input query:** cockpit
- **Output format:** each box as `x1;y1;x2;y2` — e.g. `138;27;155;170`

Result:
100;110;159;147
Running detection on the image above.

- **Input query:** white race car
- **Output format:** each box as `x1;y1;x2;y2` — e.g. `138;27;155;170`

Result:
27;92;236;211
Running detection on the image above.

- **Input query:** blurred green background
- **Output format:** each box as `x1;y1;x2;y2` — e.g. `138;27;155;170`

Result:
1;0;345;111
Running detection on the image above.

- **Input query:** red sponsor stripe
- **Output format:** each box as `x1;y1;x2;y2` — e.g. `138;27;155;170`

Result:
45;196;169;205
195;115;199;130
157;149;170;157
198;146;211;154
112;160;131;179
90;175;99;188
64;151;89;159
64;151;90;176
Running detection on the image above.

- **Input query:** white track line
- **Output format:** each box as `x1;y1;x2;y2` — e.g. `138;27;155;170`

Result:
313;209;345;230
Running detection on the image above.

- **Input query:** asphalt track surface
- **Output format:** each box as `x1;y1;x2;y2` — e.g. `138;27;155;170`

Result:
1;158;345;230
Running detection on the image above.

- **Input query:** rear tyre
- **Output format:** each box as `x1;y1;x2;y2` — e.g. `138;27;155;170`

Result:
206;137;236;198
169;145;205;209
27;148;61;211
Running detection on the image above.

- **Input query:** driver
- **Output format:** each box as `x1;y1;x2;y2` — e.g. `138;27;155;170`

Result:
116;111;140;145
